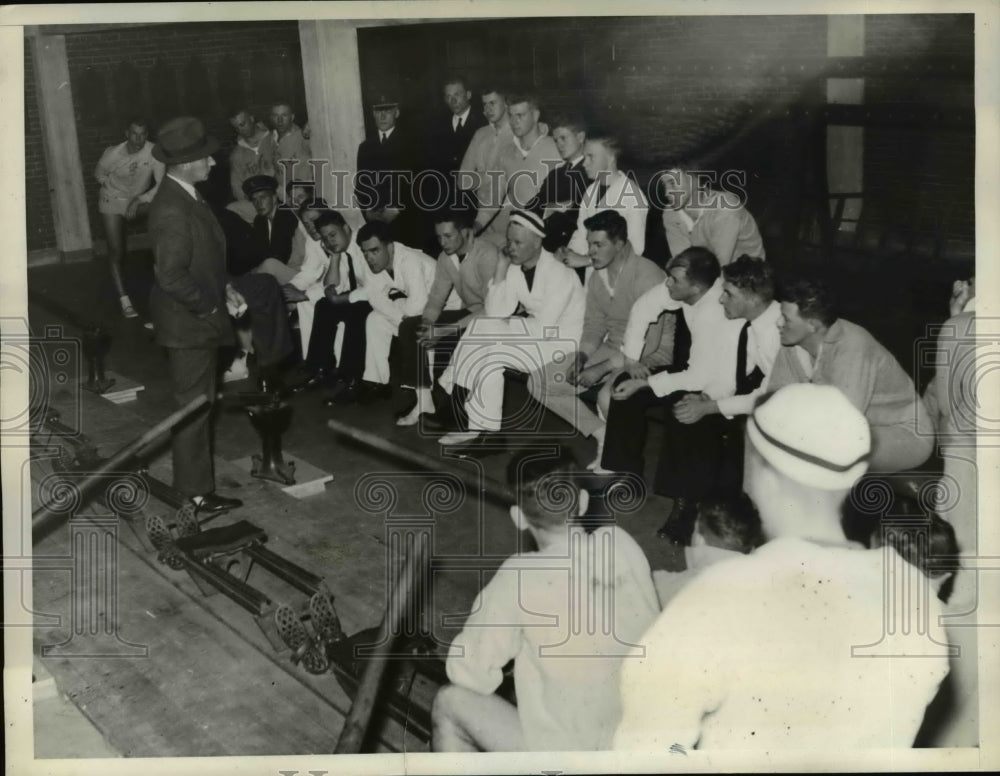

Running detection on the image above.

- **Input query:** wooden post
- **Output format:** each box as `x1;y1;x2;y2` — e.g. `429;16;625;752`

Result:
27;29;93;261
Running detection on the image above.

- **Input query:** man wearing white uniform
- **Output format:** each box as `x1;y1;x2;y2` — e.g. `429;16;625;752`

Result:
558;131;648;268
614;383;950;751
432;449;659;752
355;221;437;404
439;210;585;448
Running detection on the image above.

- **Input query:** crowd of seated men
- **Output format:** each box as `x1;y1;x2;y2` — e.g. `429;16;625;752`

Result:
190;77;975;753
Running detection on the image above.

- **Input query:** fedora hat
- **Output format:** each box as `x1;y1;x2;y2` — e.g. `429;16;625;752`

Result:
152;116;220;164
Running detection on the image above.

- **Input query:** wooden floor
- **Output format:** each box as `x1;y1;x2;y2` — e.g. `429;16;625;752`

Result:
24;263;689;758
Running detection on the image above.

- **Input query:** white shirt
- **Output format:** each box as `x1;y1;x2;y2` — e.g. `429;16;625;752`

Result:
363;243;436;326
615;537;949;750
716;300;783;418
568;171;649;257
452;106;471;131
165;174;198;201
447;525;660;752
622;279;744;399
379;126;396;143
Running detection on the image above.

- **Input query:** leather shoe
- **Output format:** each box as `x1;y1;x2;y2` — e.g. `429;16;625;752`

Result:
292;367;338;394
195;492;243;518
324;378;361;406
421;412;458;432
357;381;393;405
657;497;697;545
394;394;419;420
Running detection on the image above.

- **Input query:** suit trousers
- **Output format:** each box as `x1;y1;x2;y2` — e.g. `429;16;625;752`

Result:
602;387;744;501
228;273;294;367
166;347;218;497
396;310;468;390
527;342;620;438
306;298;371;378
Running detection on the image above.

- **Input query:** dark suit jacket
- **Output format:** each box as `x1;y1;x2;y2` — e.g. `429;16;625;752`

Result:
148;176;235;349
430;110;487;173
526;158;591;252
248;207;299;268
355;128;414;211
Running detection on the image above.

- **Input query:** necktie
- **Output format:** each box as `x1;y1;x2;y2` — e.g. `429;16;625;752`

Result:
345;253;358;292
735;321;766;396
594;182;610;205
380;132;386;144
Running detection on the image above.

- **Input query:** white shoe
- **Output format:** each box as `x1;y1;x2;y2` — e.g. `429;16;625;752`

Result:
439;431;481;446
223;354;249;383
396;405;429;427
120;296;138;319
587;426;607;471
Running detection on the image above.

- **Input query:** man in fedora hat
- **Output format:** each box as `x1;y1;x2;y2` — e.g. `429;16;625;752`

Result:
149;115;245;518
614;383;949;750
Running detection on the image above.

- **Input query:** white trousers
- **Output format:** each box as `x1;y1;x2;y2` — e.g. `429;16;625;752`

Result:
363;310;398;385
441;317;572;432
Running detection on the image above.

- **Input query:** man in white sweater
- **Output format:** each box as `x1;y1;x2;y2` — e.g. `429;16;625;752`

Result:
614;384;950;751
438;210;585;448
354;221;437;404
433;449;659;752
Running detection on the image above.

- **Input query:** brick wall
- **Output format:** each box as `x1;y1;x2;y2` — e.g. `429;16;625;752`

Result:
57;21;305;246
25;44;57;252
864;13;974;251
359;13;974;252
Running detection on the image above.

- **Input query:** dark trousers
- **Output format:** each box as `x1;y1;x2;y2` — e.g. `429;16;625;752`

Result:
602;388;745;501
305;298;372;378
228;273;295;367
396;309;468;389
166;347;217;497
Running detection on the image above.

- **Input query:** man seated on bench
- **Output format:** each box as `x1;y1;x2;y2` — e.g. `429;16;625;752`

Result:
527;209;671;467
432;449;660;752
614;384;949;751
600;247;747;544
437;209;585;449
769;274;933;473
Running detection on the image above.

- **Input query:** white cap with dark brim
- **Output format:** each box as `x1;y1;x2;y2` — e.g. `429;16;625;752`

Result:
509;209;546;239
747;383;871;491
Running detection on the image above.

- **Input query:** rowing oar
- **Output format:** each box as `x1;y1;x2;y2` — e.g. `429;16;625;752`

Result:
33;394;210;544
325;418;518;505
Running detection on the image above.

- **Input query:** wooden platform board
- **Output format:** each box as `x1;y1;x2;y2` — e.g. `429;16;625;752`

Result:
229;452;334;499
26;387;436;757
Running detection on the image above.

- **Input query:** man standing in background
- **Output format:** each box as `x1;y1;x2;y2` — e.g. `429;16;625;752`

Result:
95;117;164;320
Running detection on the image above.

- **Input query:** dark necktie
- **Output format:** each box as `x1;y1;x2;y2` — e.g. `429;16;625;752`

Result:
380;132;386;144
345;253;358;292
454;118;462;133
735;321;766;396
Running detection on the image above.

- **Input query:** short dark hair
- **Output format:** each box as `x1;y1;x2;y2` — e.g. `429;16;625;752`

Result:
583;209;628;244
433;208;475;232
668;246;721;288
480;84;507;99
126;116;148;130
357;220;393;246
722;255;774;301
506;92;540;112
586;130;621;159
506;448;580;530
872;496;961;602
696;493;762;553
298;197;330;213
776;274;838;327
286;179;315;196
271;100;294;112
549;113;587;135
443;74;470;92
314;210;348;231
